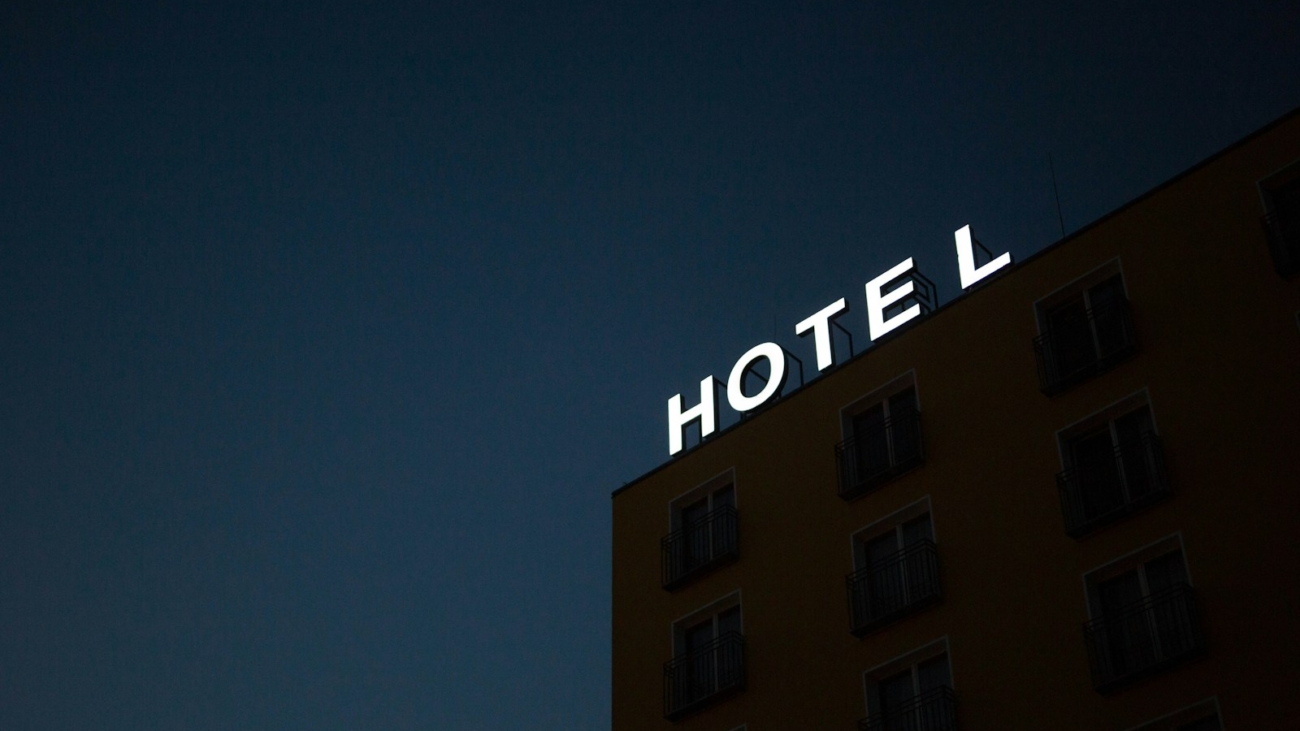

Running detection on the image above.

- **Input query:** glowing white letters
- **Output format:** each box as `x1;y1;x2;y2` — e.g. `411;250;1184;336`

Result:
726;342;788;412
667;223;1011;454
865;258;922;341
954;224;1013;289
794;298;848;371
668;377;718;456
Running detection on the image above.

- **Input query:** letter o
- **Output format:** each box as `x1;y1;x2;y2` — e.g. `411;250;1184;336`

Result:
727;342;788;412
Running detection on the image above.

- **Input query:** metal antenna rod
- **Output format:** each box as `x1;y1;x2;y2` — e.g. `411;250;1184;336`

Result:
1049;152;1066;239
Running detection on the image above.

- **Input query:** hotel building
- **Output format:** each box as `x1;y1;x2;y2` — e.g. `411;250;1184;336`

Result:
611;108;1300;730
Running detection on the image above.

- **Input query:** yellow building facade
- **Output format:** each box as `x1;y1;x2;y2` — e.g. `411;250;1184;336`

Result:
612;108;1300;730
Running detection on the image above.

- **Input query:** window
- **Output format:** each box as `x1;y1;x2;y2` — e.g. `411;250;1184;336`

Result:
1034;264;1138;394
664;595;745;720
847;500;941;635
836;376;924;500
1083;540;1205;693
1127;698;1223;731
662;474;738;590
861;641;957;731
1056;397;1170;537
1261;163;1300;277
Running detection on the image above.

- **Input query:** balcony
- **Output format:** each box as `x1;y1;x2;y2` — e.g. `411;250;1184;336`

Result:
663;631;746;720
661;505;739;591
1262;210;1300;277
1084;583;1205;694
847;540;941;636
835;410;924;501
1034;297;1137;395
1057;433;1169;538
858;686;958;731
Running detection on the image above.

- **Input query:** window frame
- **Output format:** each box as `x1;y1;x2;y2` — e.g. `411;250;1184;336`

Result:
1033;258;1130;332
835;370;925;500
663;590;746;720
1057;391;1157;461
662;469;740;590
845;497;941;635
1054;389;1170;536
1081;534;1193;620
1080;534;1206;692
670;590;743;660
849;496;936;571
1032;258;1138;394
667;468;737;533
860;637;955;722
838;370;921;443
1257;157;1300;278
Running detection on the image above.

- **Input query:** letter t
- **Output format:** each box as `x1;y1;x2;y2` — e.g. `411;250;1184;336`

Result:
795;298;848;371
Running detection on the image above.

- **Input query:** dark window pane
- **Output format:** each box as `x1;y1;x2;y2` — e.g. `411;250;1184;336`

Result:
1088;275;1125;309
878;669;915;715
1070;427;1114;468
866;532;900;566
1114;408;1155;498
853;403;891;478
854;402;886;432
865;532;905;614
717;607;741;637
681;498;708;525
1144;551;1187;594
900;516;934;605
681;498;711;569
888;388;917;415
1047;294;1094;377
1089;275;1129;356
889;389;921;465
1098;570;1142;614
916;654;950;694
1274;178;1300;239
684;618;714;654
901;515;933;546
1096;570;1151;677
712;485;735;510
1113;407;1152;445
1070;428;1124;519
709;486;736;558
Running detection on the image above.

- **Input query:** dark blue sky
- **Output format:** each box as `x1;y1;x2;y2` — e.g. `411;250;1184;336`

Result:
2;2;1297;729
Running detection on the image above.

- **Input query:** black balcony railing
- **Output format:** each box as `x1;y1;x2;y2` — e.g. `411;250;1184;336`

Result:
663;631;746;720
1262;210;1300;277
1084;583;1205;694
835;410;924;501
1057;433;1169;538
661;505;738;590
858;686;958;731
1034;297;1137;395
847;540;941;636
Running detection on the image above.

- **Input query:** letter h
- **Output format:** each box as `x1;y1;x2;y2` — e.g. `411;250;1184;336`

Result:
668;377;719;455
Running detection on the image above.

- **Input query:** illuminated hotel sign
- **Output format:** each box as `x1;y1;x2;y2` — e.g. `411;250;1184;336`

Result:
667;226;1012;455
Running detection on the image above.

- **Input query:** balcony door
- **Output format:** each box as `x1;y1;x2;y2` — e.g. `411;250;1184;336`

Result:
861;514;933;617
851;388;918;479
875;653;952;731
1067;406;1154;521
680;484;734;573
1044;274;1127;378
1093;551;1189;677
679;606;741;703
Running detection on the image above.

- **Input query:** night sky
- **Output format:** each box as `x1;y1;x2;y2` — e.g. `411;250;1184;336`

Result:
2;3;1298;729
